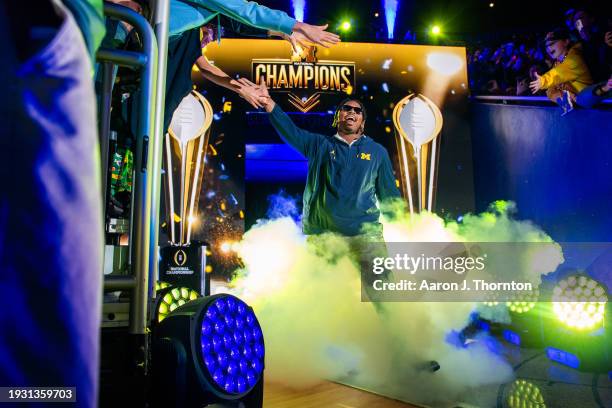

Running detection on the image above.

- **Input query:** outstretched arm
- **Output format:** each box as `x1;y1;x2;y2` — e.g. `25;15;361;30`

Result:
220;16;314;54
251;79;324;158
188;0;340;47
195;56;267;109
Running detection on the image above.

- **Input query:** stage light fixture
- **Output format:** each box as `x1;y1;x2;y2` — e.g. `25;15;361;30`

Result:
152;294;265;406
506;379;545;408
507;301;535;313
155;281;171;291
340;20;352;32
201;296;265;394
155;286;200;323
507;288;539;314
431;25;441;36
552;275;607;330
480;288;543;348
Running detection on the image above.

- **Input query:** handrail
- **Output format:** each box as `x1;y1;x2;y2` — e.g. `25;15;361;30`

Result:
149;0;170;307
96;48;148;67
97;2;158;336
472;95;612;105
104;276;137;291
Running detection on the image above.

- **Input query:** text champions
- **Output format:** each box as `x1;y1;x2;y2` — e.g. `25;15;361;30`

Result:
252;61;355;92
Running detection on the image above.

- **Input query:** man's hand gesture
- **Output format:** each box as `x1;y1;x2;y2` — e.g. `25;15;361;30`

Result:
234;78;274;111
529;72;543;94
292;22;341;48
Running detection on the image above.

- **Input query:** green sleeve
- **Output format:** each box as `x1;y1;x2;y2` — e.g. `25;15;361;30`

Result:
62;0;106;63
188;0;297;35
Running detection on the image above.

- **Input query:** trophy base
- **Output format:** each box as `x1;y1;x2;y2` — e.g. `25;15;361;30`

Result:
159;241;210;296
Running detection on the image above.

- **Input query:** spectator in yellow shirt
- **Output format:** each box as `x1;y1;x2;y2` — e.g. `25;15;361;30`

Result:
530;28;593;113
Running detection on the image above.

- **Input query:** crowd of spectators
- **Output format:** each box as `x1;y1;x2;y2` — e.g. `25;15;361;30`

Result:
468;8;612;111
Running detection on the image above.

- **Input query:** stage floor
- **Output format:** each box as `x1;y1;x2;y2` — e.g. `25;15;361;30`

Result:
210;281;611;407
264;381;421;408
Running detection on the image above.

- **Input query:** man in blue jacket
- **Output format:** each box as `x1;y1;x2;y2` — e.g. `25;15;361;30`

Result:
254;81;401;239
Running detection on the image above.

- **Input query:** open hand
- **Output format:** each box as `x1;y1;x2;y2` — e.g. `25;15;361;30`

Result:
237;78;275;112
292;22;340;48
231;78;267;109
289;31;314;53
269;31;310;54
529;72;543;93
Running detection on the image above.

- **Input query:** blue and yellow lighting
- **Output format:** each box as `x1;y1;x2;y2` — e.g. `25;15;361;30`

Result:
552;275;607;330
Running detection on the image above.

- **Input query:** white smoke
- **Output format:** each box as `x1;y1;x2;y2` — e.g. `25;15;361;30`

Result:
227;200;563;406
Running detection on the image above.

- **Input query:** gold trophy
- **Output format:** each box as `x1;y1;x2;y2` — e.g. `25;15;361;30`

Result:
392;94;443;213
163;90;213;245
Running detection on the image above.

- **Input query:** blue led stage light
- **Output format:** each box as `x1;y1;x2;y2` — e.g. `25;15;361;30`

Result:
152;294;265;406
200;296;265;394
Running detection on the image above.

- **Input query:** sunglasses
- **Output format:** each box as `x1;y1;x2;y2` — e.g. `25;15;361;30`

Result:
340;104;363;115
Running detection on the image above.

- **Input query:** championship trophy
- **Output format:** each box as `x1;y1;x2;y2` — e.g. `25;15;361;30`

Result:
159;90;212;295
392;94;443;213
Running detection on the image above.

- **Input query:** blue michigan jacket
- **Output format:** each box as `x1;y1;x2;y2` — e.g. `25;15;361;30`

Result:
269;105;401;236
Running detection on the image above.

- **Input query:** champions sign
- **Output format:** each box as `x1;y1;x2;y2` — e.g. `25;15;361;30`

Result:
200;38;468;116
251;47;355;112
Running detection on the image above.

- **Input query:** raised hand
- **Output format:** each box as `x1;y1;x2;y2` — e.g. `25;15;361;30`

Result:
290;31;312;52
232;78;270;108
253;78;275;112
529;72;543;94
268;31;308;54
292;23;340;48
230;78;266;109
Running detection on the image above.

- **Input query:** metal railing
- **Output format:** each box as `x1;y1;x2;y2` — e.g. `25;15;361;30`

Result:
472;95;612;105
97;1;168;337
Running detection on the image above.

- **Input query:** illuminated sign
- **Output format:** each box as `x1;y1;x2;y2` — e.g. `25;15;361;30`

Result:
251;47;356;112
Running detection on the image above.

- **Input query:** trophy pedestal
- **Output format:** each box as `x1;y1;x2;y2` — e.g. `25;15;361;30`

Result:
159;242;210;296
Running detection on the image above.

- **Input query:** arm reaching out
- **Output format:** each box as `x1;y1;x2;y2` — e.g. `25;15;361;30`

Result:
195;56;267;108
255;79;324;158
187;0;340;47
291;23;340;48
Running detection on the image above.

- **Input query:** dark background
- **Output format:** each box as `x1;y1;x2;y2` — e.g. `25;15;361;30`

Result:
259;0;610;42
